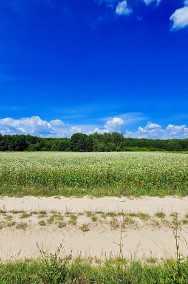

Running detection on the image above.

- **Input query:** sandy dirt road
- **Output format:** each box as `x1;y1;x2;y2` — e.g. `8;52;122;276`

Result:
0;196;188;261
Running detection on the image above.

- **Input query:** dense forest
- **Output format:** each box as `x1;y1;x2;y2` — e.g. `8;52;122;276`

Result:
0;132;188;152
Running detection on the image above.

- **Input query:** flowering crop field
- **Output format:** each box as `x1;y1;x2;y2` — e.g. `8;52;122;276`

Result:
0;152;187;196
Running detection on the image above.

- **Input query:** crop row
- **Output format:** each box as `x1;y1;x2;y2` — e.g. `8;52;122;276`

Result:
0;152;187;196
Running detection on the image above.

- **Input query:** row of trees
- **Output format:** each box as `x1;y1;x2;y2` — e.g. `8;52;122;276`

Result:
0;133;188;152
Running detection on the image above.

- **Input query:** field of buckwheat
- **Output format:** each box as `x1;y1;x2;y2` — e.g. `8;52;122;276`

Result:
0;151;187;196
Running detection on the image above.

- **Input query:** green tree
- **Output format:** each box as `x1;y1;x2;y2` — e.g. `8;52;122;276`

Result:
70;133;93;152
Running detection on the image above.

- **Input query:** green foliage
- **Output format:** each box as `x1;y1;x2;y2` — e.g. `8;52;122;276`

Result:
70;133;93;152
1;257;188;283
0;133;188;152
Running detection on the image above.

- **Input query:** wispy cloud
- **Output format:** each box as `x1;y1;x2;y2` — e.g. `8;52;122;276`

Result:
170;1;188;30
96;0;162;15
96;0;132;16
117;112;146;124
115;1;132;16
142;0;161;6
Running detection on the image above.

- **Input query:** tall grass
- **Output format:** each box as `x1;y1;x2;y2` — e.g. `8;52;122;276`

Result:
1;256;188;283
0;152;188;196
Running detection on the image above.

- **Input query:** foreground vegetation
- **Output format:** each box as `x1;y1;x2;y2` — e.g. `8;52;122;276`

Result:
1;255;188;284
0;132;188;152
0;152;187;196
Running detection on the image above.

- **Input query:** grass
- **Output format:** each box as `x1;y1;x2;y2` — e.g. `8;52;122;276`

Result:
9;210;25;214
0;152;187;282
38;220;46;226
4;215;13;221
80;223;90;232
0;209;7;214
145;256;158;264
170;212;179;218
150;219;161;227
106;211;117;218
155;211;166;218
182;219;188;225
1;256;188;283
0;222;7;229
20;212;32;219
122;216;136;227
135;212;150;221
110;217;120;229
16;222;28;230
47;216;57;225
128;212;138;217
39;210;48;215
68;214;78;225
91;215;98;222
0;209;188;230
6;221;16;227
58;221;66;228
0;151;188;197
85;211;98;222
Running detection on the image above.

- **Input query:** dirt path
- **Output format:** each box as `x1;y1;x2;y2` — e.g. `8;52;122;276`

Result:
1;196;188;215
0;196;188;261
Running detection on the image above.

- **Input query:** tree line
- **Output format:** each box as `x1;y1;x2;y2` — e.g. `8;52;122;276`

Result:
0;132;188;152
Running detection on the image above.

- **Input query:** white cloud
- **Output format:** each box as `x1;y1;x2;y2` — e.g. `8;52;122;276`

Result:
0;116;126;137
0;116;54;136
89;127;108;134
166;124;188;137
137;122;163;138
97;0;132;16
145;122;161;129
89;113;144;134
105;117;125;132
142;0;161;6
170;6;188;30
96;0;163;19
0;116;188;139
50;119;64;126
0;116;81;138
70;126;82;134
125;122;188;139
115;1;132;16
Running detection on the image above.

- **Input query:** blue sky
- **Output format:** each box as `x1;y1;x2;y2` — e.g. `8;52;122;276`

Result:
0;0;188;138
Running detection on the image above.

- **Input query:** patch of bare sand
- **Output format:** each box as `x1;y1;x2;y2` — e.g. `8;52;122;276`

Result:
0;196;188;261
0;196;188;215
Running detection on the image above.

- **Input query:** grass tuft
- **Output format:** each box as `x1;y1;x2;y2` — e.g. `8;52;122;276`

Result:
155;211;166;218
80;223;90;232
16;222;28;230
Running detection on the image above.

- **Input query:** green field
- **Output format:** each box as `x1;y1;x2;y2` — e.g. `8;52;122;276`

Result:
0;152;187;196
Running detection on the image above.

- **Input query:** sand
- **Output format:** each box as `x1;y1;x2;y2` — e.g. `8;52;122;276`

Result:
0;196;188;261
1;195;188;215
